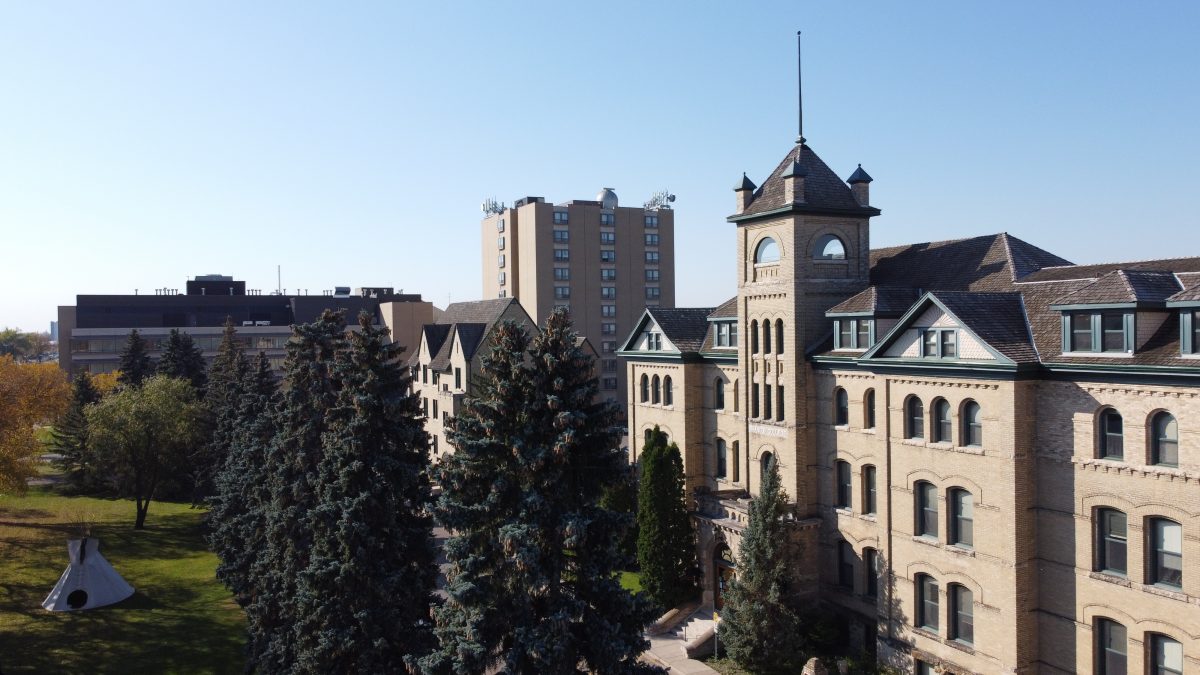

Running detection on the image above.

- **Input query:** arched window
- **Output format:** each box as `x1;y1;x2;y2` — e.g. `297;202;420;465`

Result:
835;460;852;508
837;541;855;589
863;547;879;598
644;428;653;446
1148;518;1183;588
864;389;876;429
933;398;952;443
760;452;775;484
1149;634;1183;675
962;400;982;447
862;465;877;515
663;376;673;406
834;388;849;426
1096;618;1127;675
1151;412;1178;467
813;234;847;260
731;441;740;482
714;378;725;409
763;320;772;354
1096;508;1127;575
949;585;973;645
775;319;784;354
916;573;938;631
754;237;780;264
639;374;649;403
750;320;759;353
915;481;937;538
949;488;973;548
907;396;925;439
651;375;661;404
716;439;728;479
1098;408;1123;460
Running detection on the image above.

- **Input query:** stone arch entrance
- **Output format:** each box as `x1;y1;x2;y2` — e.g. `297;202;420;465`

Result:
713;541;736;610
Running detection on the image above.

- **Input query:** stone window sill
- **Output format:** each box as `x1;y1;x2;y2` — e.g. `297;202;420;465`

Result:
1089;571;1131;588
946;545;975;558
945;639;975;655
912;535;940;547
1143;583;1189;602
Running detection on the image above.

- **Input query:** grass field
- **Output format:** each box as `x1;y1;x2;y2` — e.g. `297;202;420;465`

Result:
0;477;245;674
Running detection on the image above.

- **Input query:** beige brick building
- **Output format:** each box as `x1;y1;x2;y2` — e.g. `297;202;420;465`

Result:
481;190;675;406
620;137;1200;674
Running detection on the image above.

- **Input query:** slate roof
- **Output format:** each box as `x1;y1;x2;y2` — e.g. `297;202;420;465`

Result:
733;143;880;219
1020;256;1200;283
1167;279;1200;303
1050;269;1182;307
648;307;715;353
709;297;738;319
827;286;919;316
411;298;518;369
932;292;1039;364
870;233;1072;292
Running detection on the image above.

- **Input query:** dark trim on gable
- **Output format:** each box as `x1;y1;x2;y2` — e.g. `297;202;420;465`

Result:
727;203;881;224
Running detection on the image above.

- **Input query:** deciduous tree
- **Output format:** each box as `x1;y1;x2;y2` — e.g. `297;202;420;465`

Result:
86;375;203;528
636;426;698;611
0;358;70;493
419;309;659;675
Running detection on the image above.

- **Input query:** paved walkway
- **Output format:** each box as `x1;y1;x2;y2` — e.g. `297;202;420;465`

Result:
642;605;720;674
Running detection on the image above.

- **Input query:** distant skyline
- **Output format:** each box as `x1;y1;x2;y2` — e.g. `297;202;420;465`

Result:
2;2;1198;332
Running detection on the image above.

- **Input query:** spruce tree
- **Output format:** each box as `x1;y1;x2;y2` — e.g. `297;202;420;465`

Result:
198;320;249;504
419;309;659;675
718;458;806;674
636;427;698;611
117;329;154;388
208;351;278;643
51;372;103;493
294;312;436;672
157;328;208;392
249;310;346;673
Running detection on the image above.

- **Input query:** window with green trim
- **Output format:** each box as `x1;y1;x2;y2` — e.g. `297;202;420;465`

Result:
920;329;957;358
833;319;874;349
1066;312;1130;353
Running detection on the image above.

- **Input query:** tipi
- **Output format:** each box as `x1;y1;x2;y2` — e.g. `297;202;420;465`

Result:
42;538;134;611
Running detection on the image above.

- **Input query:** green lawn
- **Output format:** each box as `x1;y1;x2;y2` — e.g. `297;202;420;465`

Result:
618;570;643;594
0;481;245;674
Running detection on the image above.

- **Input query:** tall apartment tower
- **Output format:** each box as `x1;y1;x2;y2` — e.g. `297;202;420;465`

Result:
481;189;676;405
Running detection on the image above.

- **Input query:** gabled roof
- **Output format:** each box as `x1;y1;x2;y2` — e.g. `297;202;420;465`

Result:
1019;256;1200;283
649;308;716;352
862;291;1036;365
826;286;919;317
730;143;880;220
411;298;522;369
1050;269;1182;307
709;296;738;319
1167;279;1200;304
869;232;1072;292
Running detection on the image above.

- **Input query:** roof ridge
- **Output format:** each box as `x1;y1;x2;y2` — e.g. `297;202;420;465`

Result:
1000;232;1018;282
1116;270;1136;297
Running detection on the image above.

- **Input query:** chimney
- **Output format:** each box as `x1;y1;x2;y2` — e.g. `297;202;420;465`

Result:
847;164;873;207
734;173;756;213
782;154;806;204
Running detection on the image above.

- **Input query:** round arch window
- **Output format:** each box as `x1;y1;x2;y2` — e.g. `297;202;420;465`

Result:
754;237;781;264
813;234;847;260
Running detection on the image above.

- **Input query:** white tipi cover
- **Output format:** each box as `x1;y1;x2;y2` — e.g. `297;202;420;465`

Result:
42;538;134;611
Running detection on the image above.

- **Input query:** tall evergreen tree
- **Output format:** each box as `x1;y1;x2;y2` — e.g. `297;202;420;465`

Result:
51;372;103;492
249;310;346;673
198;320;249;504
718;459;806;674
419;309;659;675
636;427;698;611
208;351;278;629
157;328;208;392
117;329;154;389
294;312;436;672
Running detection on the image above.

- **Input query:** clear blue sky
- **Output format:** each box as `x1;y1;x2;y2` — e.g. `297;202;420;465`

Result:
2;1;1198;332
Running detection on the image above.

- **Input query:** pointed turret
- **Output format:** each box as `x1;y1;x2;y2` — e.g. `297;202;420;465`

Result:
734;173;757;213
847;164;873;207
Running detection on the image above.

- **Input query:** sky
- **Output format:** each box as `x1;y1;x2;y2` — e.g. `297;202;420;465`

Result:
2;1;1198;332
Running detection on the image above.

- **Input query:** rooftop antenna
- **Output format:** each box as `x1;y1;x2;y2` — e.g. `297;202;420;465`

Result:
796;30;805;146
277;265;281;295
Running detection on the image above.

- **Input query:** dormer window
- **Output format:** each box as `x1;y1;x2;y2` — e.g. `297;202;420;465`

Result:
833;319;874;350
1184;309;1200;355
1065;312;1130;353
713;321;738;348
646;332;663;351
920;329;957;359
